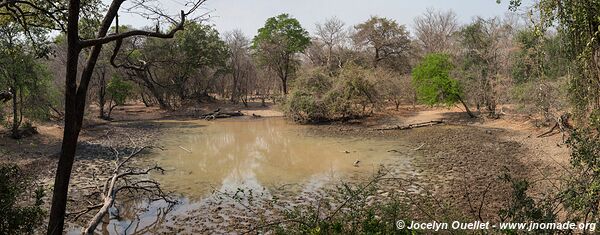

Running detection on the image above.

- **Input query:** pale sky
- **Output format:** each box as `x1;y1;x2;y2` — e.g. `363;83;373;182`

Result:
116;0;535;38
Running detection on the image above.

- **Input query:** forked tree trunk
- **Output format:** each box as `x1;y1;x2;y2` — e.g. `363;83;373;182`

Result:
47;1;189;233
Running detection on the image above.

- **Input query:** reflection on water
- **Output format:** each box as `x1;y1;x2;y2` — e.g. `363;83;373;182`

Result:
152;118;399;198
87;117;412;234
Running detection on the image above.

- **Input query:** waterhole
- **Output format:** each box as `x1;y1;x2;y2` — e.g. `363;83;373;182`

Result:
87;118;415;234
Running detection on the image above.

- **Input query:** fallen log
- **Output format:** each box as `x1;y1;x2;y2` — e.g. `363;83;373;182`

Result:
374;120;444;131
537;113;573;140
199;110;244;120
536;122;559;138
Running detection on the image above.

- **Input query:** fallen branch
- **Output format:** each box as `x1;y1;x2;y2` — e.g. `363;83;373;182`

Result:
412;143;425;151
72;136;176;235
199;110;244;120
178;146;192;153
536;122;559;138
374;120;445;131
537;113;573;140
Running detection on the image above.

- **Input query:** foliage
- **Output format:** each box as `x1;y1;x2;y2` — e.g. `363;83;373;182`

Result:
507;0;600;225
253;13;310;57
498;174;556;232
175;22;229;72
325;64;379;117
563;117;600;222
412;53;462;106
285;68;332;123
106;75;133;107
374;69;413;110
252;13;310;94
459;17;512;115
509;28;571;120
0;164;45;234
511;29;570;84
261;169;415;234
116;22;229;108
510;77;568;122
0;22;59;137
285;65;379;123
507;0;600;120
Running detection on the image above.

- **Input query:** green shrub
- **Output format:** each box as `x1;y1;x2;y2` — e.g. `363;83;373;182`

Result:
412;53;462;107
284;65;379;123
107;75;133;106
284;68;332;123
286;90;330;123
262;169;416;234
0;164;45;234
327;65;379;117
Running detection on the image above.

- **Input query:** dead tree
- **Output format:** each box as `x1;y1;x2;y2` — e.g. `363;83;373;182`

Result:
537;113;573;142
66;142;175;234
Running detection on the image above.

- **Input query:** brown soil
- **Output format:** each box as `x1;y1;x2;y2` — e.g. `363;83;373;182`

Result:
310;106;571;221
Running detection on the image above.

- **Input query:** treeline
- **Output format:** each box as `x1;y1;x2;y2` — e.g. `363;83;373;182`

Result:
276;10;570;123
0;8;573;129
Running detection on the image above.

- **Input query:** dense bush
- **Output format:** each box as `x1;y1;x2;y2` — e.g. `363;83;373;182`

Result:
284;65;379;123
0;164;45;234
285;68;331;123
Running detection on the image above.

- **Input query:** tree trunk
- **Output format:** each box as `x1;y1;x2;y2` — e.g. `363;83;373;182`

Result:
11;84;20;139
48;41;104;235
47;2;187;233
137;71;168;109
458;95;476;118
47;33;82;235
373;48;380;68
107;100;116;119
231;73;239;104
47;0;84;233
140;90;151;107
98;71;106;119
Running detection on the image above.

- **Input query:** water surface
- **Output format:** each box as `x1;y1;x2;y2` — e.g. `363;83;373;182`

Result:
151;118;407;198
89;117;414;234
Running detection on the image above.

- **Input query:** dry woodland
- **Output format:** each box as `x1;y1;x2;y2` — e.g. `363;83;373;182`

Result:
0;0;599;234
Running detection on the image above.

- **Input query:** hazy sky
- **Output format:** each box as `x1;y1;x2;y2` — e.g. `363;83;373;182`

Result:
117;0;534;38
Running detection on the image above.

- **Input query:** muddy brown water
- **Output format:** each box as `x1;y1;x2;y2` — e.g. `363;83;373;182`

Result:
73;118;415;234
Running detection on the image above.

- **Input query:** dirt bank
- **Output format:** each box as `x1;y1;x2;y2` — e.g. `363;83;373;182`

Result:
310;106;571;221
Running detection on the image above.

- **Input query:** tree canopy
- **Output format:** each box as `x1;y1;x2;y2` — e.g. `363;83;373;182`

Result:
352;16;411;70
412;53;475;117
252;13;310;94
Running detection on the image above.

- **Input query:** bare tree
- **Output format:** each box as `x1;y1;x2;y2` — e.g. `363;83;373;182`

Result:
225;30;256;105
460;17;514;117
315;17;347;69
352;16;411;69
413;8;459;55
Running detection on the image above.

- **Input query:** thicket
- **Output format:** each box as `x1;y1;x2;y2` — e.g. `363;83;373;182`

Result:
0;164;45;234
284;65;379;123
